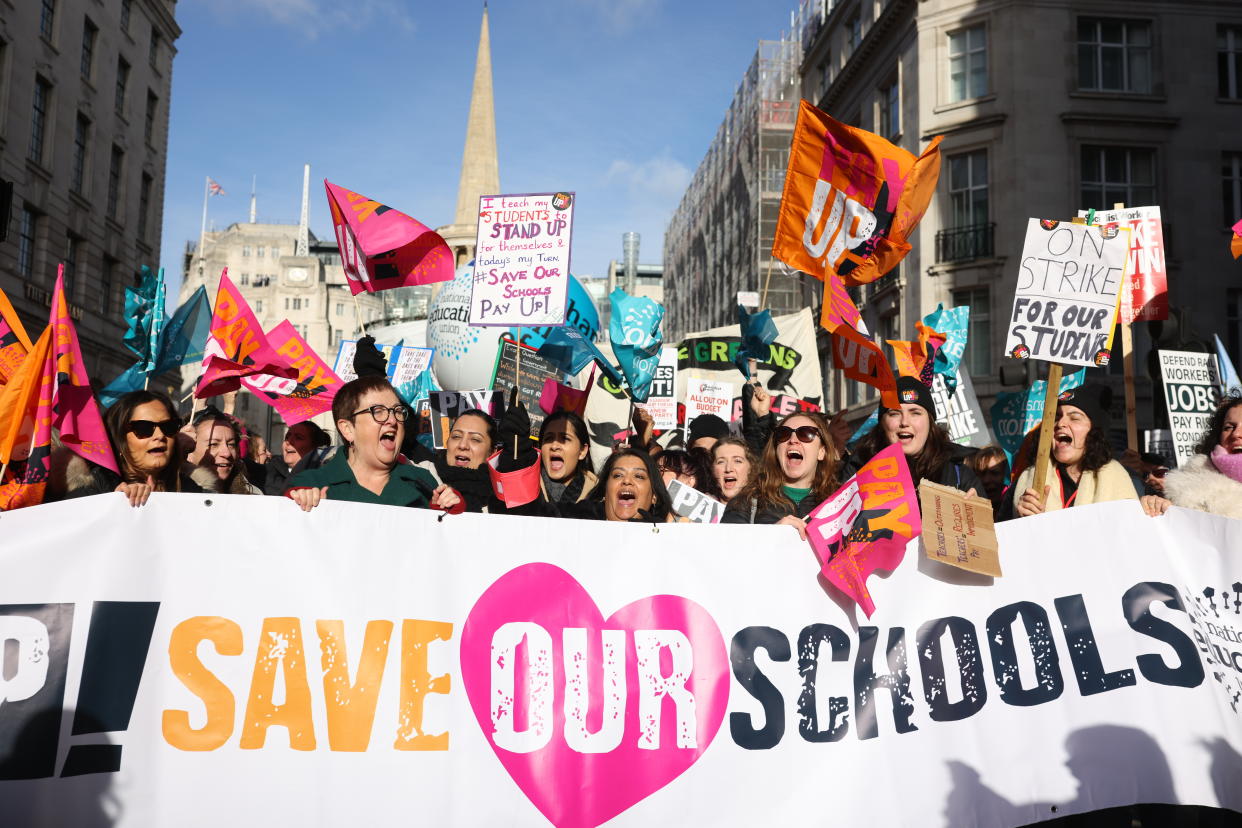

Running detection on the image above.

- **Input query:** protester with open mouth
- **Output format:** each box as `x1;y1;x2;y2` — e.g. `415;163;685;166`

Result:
48;390;207;506
1141;394;1242;520
1007;383;1136;519
286;376;461;512
583;448;670;522
721;412;839;537
536;410;596;506
852;376;982;498
188;407;261;495
711;437;756;503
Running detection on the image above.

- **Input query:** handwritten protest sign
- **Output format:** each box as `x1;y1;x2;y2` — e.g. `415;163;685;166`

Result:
637;348;678;430
918;480;1001;577
684;379;734;430
429;389;504;449
471;192;574;327
333;340;433;385
807;444;920;617
1077;206;1166;323
490;338;563;438
1004;219;1127;369
667;479;725;524
1158;350;1221;466
929;371;991;448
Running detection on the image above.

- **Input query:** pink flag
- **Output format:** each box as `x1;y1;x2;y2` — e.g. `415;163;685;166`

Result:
39;269;119;474
242;321;343;425
538;370;593;418
807;444;920;617
486;450;542;508
325;180;455;295
196;270;297;398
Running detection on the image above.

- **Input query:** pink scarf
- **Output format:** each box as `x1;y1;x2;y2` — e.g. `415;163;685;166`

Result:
1209;445;1242;484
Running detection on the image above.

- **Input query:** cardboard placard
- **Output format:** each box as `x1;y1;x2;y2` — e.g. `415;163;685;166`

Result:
1076;205;1167;323
636;347;678;431
684;379;735;429
1004;219;1127;368
333;340;434;385
929;371;991;448
918;480;1001;577
666;479;725;524
470;192;575;327
429;389;504;449
489;338;563;438
1158;350;1221;466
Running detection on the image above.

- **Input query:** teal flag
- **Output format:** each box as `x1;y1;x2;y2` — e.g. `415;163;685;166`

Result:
608;288;664;402
921;304;970;396
735;304;778;379
100;285;212;409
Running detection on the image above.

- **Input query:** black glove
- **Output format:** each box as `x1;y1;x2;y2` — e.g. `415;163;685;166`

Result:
353;335;388;378
496;387;531;448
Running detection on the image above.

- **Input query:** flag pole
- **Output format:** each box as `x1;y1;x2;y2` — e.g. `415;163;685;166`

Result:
513;328;523;460
198;176;210;281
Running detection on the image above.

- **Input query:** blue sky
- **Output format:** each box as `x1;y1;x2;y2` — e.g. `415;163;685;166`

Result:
159;0;800;298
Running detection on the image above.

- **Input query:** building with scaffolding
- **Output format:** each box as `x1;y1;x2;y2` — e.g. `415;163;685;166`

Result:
663;36;804;340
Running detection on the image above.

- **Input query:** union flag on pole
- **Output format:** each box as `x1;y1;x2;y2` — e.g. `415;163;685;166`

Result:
324;180;455;295
208;177;226;196
196;270;298;398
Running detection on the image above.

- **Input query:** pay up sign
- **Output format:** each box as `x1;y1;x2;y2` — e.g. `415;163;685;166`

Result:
470;192;574;327
1158;350;1221;466
1004;219;1127;369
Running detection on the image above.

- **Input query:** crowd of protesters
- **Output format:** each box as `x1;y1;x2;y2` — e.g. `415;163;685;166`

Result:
41;338;1242;534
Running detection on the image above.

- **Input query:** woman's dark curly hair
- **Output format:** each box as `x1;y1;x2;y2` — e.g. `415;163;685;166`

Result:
1194;394;1242;456
654;448;720;499
588;448;671;522
1026;421;1113;473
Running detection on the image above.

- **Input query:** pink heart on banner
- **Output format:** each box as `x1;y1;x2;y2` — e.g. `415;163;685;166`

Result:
460;563;730;828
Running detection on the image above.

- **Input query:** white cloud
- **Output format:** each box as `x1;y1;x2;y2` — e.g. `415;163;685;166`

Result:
573;0;662;33
207;0;415;40
605;154;691;203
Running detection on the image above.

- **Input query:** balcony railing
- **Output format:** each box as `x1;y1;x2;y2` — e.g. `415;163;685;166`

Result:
935;223;995;264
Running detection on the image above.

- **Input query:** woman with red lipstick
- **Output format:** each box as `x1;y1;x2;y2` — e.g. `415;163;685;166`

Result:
1142;395;1242;519
286;376;460;511
1007;383;1135;519
721;412;839;536
585;448;670;522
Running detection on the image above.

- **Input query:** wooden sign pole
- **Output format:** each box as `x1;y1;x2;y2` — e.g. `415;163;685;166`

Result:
1031;362;1064;503
1110;202;1139;453
513;329;523;460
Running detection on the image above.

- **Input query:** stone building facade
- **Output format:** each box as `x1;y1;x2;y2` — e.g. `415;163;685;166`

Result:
0;0;181;388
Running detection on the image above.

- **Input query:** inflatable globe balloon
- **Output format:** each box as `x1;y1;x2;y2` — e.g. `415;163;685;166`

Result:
427;263;604;390
426;263;507;391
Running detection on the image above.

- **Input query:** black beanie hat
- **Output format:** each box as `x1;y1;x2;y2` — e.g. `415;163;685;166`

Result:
1055;382;1112;429
884;375;937;420
688;413;730;444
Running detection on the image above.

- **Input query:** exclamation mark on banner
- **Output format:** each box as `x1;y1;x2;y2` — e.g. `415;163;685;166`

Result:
60;601;160;777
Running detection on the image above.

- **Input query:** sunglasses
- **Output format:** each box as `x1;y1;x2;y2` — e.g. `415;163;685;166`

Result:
1146;467;1169;479
126;419;180;439
774;425;820;445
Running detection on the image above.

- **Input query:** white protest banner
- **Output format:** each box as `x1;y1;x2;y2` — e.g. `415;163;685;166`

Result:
1159;350;1221;466
666;479;725;524
333;340;434;385
637;347;678;431
929;370;991;448
470;192;574;327
1;496;1241;826
1004;219;1127;369
1077;205;1167;323
684;379;735;429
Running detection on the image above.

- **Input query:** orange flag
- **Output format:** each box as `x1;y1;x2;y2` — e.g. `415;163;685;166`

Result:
887;321;947;383
0;286;33;387
0;326;53;509
772;99;941;289
832;325;898;409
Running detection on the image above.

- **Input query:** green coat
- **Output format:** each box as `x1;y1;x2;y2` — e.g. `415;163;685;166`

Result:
286;448;438;508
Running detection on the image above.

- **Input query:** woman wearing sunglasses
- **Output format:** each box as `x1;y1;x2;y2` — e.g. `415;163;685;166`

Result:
721;412;840;537
1142;394;1242;520
285;376;461;512
49;390;207;506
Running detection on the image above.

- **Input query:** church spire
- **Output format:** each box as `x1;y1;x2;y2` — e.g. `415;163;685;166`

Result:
454;6;500;227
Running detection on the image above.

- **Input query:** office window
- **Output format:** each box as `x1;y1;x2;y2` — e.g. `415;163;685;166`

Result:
240;272;249;286
101;258;115;314
144;91;158;144
40;0;56;40
81;18;97;79
149;30;161;68
1081;146;1156;209
255;299;263;313
1222;26;1242;99
846;14;861;57
29;78;51;164
270;246;279;258
284;297;289;310
137;173;152;240
120;0;131;32
334;328;342;345
64;235;79;297
952;287;992;375
335;302;344;316
1078;18;1152;93
948;25;987;102
242;245;251;257
818;57;832;97
72;115;89;193
115;58;129;115
948;150;988;228
18;208;38;280
878;77;899;140
257;245;265;258
1225;152;1242;229
107;145;123;221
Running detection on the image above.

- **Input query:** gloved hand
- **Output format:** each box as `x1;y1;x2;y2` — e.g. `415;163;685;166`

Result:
353;335;388;378
497;387;531;448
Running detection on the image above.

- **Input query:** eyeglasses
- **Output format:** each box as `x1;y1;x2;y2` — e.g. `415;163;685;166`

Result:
1146;467;1169;479
125;419;180;438
774;425;820;444
351;404;410;424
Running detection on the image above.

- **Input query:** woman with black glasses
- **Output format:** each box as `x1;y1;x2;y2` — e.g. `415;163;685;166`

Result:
721;412;840;538
49;389;207;505
285;376;461;512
